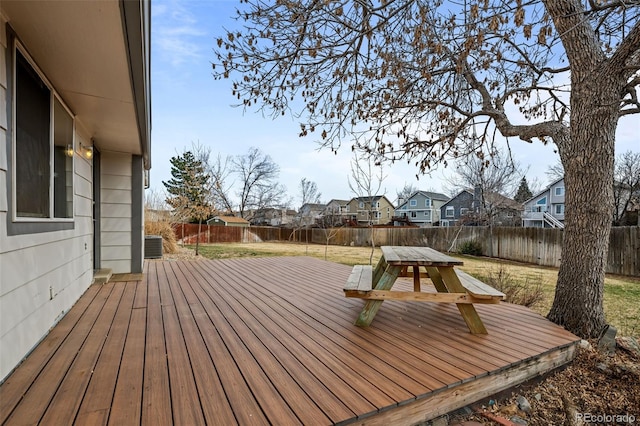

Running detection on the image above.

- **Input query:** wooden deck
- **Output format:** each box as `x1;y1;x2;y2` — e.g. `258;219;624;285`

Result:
0;257;580;425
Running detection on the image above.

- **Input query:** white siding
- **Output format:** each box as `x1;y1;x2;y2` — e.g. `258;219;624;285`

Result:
0;15;94;381
100;152;132;273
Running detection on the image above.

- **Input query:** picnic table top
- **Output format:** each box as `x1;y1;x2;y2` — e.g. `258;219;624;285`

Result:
381;246;464;267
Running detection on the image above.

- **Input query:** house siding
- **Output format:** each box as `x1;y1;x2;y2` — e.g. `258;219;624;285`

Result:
0;15;96;381
395;191;449;226
100;152;134;273
522;178;565;227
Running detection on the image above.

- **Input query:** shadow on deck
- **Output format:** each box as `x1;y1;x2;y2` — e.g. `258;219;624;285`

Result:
0;257;579;425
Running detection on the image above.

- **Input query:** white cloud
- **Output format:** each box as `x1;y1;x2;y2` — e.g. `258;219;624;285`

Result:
153;0;207;67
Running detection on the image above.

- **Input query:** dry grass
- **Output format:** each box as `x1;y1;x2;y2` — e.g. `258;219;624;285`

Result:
145;221;179;254
192;242;639;337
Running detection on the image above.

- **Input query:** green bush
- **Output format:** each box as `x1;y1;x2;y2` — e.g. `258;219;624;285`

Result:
458;239;483;256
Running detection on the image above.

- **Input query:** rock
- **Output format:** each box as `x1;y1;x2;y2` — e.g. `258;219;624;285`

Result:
430;416;448;426
534;393;542;402
516;395;532;413
597;325;617;355
616;336;640;358
510;415;528;425
578;339;593;351
596;362;610;373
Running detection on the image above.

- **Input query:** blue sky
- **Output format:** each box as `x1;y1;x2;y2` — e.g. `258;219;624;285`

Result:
150;0;639;207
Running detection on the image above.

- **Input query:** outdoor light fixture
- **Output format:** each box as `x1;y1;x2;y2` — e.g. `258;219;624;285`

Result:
64;144;74;157
79;142;93;160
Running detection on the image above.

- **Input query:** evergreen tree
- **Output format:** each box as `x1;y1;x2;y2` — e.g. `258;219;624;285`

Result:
514;177;533;204
163;151;212;255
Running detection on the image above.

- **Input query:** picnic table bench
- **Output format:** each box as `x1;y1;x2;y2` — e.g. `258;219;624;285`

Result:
343;246;505;334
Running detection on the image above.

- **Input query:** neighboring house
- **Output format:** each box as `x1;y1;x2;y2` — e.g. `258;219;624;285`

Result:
251;208;297;226
297;203;326;227
440;190;475;227
482;191;523;226
346;196;395;225
522;178;566;228
394;190;450;227
206;216;250;227
440;187;521;227
320;199;350;226
0;1;151;382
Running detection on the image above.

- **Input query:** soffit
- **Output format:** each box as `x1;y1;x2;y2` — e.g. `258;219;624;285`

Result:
2;0;140;155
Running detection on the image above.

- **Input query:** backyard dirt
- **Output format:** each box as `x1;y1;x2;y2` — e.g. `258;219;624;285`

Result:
448;338;639;426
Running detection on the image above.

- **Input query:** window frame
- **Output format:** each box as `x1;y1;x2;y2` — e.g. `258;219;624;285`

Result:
555;204;565;215
425;199;431;207
446;206;455;217
555;187;565;196
11;40;76;224
410;199;417;207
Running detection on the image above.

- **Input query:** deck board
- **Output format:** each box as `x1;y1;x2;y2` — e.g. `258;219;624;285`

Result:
0;256;580;425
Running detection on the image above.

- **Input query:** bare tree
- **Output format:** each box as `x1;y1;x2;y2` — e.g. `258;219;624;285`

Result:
546;160;565;183
213;0;640;337
396;182;419;205
209;153;235;214
613;150;640;225
299;177;322;206
445;151;521;198
233;147;287;219
348;154;386;264
144;187;169;221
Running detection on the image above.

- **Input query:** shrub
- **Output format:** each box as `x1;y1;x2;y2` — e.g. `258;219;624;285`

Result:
479;265;545;308
458;239;483;256
145;221;179;254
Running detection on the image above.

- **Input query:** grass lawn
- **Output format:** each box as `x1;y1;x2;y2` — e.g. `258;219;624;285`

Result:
190;241;639;337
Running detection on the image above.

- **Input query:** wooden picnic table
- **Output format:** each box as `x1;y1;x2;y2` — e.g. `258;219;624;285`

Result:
344;246;505;334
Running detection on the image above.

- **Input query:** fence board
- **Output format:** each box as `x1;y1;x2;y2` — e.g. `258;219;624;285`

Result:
163;224;638;277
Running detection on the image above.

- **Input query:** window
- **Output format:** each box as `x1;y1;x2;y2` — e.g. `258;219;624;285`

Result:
555;204;565;215
359;201;364;209
410;211;417;218
446;206;454;217
14;47;74;220
425;199;431;207
536;197;547;205
555;187;565;196
424;211;432;220
410;199;417;207
402;205;407;210
460;208;469;216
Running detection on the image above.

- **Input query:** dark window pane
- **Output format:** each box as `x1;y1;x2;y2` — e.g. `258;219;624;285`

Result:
53;98;73;218
16;50;51;218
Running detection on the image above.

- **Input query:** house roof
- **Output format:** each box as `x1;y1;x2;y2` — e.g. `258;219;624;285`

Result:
300;203;326;210
326;199;350;205
440;190;474;208
216;216;250;224
396;190;450;208
484;192;523;211
351;195;394;207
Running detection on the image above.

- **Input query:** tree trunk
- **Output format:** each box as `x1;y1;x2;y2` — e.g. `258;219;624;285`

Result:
196;219;202;256
547;73;620;339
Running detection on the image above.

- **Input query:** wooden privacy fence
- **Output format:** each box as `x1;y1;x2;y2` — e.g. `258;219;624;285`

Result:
168;224;639;277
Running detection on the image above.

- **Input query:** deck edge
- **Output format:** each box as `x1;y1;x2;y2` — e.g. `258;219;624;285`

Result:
343;340;579;426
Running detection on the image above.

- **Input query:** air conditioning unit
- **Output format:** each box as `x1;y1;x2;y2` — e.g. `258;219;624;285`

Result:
144;235;163;259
